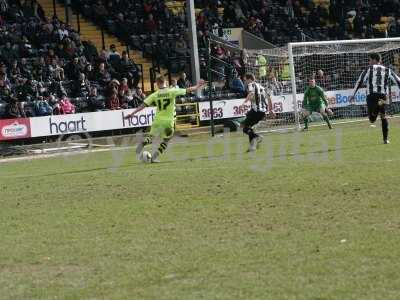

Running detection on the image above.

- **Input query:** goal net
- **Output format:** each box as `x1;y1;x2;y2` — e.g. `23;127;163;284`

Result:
246;38;400;130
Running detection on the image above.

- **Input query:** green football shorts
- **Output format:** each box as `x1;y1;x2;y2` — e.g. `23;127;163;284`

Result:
150;118;175;139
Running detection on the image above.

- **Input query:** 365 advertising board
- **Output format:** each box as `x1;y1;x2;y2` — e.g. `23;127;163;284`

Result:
198;87;400;120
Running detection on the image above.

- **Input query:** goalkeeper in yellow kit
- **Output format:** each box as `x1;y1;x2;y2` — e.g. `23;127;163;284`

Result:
125;76;205;163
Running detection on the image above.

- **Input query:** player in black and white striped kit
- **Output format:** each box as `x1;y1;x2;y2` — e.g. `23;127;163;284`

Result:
242;73;274;152
351;53;400;144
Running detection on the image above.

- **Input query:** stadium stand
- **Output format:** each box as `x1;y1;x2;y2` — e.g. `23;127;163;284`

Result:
65;0;400;78
0;0;149;119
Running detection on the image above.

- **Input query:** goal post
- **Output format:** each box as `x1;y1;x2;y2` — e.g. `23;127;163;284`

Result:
287;42;300;130
246;37;400;131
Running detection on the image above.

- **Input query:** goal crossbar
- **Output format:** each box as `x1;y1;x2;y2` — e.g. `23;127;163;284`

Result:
288;37;400;47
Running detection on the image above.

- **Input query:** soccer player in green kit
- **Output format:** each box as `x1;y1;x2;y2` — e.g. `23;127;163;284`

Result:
302;77;332;130
124;76;206;163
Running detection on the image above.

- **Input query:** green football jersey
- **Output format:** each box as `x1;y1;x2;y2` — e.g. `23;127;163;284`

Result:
303;85;327;106
144;87;187;121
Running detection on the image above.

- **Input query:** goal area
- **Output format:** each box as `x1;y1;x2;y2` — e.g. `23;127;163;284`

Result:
245;37;400;130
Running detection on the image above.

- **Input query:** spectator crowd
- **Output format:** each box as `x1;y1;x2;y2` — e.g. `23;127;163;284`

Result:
70;0;400;50
0;0;145;119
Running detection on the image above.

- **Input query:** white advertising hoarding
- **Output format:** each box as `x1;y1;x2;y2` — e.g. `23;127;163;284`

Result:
30;108;157;137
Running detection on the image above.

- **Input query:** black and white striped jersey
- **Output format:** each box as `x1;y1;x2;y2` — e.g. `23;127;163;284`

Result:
247;82;268;112
352;64;400;96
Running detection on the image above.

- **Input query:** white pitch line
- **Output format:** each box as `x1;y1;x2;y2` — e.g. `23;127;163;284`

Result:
257;115;400;134
0;147;116;164
68;142;115;148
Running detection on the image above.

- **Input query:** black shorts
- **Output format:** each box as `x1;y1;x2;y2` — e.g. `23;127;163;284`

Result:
242;109;266;128
367;93;387;121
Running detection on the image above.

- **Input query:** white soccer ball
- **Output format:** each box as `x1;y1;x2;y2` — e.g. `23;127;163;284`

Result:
141;151;152;163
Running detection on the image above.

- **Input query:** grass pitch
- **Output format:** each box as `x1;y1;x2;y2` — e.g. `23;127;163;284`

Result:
1;120;400;299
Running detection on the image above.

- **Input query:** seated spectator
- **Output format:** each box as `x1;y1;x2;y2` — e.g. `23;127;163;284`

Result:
0;84;11;100
230;73;245;95
97;49;109;65
48;58;65;82
1;42;18;66
118;88;129;109
92;1;108;24
87;86;105;111
33;57;50;81
78;55;89;71
35;96;53;116
58;23;69;41
106;79;120;96
16;78;37;100
55;42;69;60
145;13;157;32
174;36;188;55
0;72;11;92
118;77;129;94
106;89;120;110
114;13;129;40
6;96;26;119
19;35;33;58
124;88;134;107
65;56;82;81
19;58;33;79
10;60;21;83
84;63;96;81
0;63;6;76
45;48;59;65
170;79;179;88
117;51;140;88
177;72;191;88
59;93;75;114
231;54;244;77
63;38;77;59
73;72;91;98
47;94;60;113
214;45;226;60
95;62;112;86
48;71;66;97
129;87;145;108
107;44;121;66
213;47;228;82
82;40;98;63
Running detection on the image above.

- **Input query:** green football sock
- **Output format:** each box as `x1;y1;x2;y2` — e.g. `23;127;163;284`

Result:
152;141;168;161
323;115;332;129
